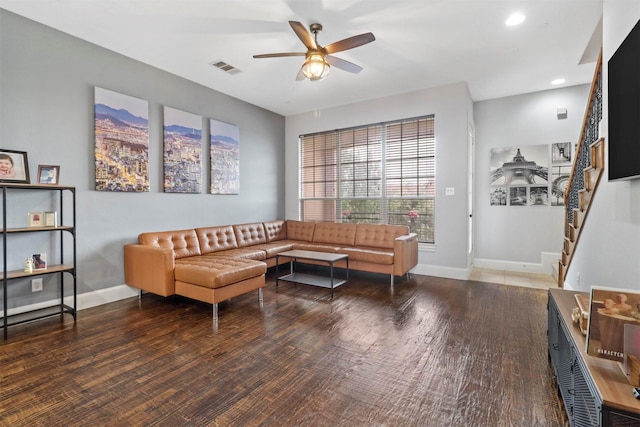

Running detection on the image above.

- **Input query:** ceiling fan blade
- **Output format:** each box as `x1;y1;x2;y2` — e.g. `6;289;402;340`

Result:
289;21;317;50
325;55;363;74
323;32;375;54
253;52;306;59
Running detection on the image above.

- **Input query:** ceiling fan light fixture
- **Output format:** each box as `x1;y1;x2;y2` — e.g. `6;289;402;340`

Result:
301;53;330;81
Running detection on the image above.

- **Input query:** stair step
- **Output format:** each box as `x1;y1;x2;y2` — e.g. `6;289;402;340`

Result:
584;167;597;191
569;225;577;243
572;208;583;229
557;261;566;287
563;237;575;255
578;189;592;211
590;138;605;169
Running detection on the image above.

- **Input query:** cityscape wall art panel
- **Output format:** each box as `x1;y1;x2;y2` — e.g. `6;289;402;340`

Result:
94;87;149;192
163;107;202;194
209;119;239;195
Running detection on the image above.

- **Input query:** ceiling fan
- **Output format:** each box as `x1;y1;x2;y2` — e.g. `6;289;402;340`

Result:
253;21;375;81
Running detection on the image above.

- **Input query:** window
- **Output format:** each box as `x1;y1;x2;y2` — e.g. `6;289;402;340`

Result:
300;116;435;243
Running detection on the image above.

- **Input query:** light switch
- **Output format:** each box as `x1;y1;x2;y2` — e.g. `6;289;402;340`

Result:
445;187;455;196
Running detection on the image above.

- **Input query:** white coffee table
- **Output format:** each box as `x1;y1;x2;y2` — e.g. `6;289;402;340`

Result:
275;250;349;297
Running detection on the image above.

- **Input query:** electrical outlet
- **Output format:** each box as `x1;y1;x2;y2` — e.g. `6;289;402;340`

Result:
31;278;43;292
576;272;580;286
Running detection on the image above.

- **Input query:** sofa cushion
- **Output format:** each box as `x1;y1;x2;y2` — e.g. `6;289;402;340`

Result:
202;248;266;261
263;220;287;242
196;226;239;254
292;243;341;253
138;229;201;260
355;224;410;249
338;247;394;265
233;222;267;247
285;220;315;242
175;257;266;289
250;241;295;257
312;222;356;246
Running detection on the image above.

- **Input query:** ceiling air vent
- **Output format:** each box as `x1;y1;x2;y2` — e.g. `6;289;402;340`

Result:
210;60;241;75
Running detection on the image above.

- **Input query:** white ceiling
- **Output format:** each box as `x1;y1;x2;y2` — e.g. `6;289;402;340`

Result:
0;0;603;117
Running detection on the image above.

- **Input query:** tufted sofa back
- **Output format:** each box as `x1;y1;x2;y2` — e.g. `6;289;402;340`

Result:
354;224;410;249
233;223;267;248
138;229;201;259
312;222;356;246
196;226;239;254
263;220;287;242
285;220;315;242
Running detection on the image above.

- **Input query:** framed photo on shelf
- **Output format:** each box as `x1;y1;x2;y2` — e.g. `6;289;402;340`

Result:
37;165;60;185
32;253;47;270
44;211;58;227
27;212;44;227
0;149;30;183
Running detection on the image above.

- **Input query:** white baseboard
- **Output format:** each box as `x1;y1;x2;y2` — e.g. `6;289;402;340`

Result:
412;263;470;280
473;252;560;276
3;284;139;317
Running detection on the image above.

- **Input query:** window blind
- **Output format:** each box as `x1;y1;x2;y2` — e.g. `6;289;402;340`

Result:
300;115;435;243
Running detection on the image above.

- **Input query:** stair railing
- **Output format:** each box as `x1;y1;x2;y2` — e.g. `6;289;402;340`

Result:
558;51;604;287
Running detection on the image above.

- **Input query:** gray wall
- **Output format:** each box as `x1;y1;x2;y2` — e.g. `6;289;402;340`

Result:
0;10;285;311
285;82;474;279
474;85;590;274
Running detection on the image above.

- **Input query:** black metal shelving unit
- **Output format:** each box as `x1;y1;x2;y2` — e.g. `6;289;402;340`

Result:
1;183;77;339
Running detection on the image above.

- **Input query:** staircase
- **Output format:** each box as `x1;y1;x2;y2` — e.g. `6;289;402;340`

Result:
557;51;604;287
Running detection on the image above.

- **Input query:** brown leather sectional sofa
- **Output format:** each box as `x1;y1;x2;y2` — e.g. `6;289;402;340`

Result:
124;219;418;319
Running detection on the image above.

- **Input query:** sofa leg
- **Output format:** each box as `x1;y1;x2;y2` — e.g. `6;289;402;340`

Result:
212;302;219;320
258;287;264;302
390;275;394;286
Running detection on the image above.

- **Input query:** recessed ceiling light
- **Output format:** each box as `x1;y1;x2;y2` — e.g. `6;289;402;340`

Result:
552;78;566;85
506;13;525;26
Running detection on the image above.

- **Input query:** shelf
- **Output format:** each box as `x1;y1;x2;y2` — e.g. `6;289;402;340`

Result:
0;183;75;191
1;304;76;329
278;272;347;289
6;226;74;233
2;264;74;280
2;184;77;339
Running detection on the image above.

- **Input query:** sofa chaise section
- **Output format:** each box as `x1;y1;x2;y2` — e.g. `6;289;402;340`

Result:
124;228;266;319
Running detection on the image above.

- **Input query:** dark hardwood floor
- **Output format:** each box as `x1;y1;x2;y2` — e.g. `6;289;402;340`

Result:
0;269;567;426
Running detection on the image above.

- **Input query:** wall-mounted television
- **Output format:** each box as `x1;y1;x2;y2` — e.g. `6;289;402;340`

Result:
608;18;640;181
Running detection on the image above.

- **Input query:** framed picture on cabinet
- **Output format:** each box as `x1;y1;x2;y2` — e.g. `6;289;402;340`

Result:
0;149;30;183
37;165;60;185
586;286;640;363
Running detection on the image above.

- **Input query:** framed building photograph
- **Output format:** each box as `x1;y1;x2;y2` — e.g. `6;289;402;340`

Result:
37;165;60;185
0;149;30;183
